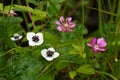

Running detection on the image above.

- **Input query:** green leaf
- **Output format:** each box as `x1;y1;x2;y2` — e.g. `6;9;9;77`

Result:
44;32;59;45
55;62;70;71
40;70;55;80
70;44;86;58
82;53;86;58
0;3;3;11
69;71;77;79
80;0;89;6
14;5;46;20
76;64;95;74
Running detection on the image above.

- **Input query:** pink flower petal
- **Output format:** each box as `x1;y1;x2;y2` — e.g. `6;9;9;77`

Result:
97;37;107;47
57;26;62;31
90;38;96;46
98;48;106;51
69;22;76;28
66;17;72;23
87;43;93;47
55;21;61;26
60;16;64;23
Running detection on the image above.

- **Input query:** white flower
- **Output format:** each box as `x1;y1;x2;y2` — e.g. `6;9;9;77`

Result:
11;33;22;41
27;32;44;46
9;10;17;16
4;10;17;17
41;47;60;61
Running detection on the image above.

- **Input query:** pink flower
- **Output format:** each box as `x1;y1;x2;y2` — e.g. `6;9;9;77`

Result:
55;16;76;32
87;37;107;53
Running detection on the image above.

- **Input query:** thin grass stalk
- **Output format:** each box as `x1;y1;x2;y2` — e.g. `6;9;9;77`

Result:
81;0;84;39
97;0;103;36
109;0;117;23
115;0;120;63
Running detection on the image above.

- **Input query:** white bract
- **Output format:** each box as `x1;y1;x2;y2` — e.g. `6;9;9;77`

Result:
27;32;44;46
11;33;22;41
41;47;60;61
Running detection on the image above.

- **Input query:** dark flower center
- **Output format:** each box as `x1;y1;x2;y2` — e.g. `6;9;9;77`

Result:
47;50;54;57
32;36;39;42
14;35;19;39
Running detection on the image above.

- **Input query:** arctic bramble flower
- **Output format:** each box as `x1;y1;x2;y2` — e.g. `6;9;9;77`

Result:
26;32;44;46
11;33;22;41
41;47;60;61
9;10;17;16
87;37;107;53
4;10;17;17
55;16;76;32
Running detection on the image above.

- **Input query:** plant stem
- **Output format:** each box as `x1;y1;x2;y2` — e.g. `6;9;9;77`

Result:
81;0;85;39
38;0;40;9
26;0;36;29
97;0;102;36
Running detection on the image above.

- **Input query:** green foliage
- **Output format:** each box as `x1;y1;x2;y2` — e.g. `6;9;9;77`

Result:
0;17;23;49
14;5;46;20
0;0;120;80
76;64;95;74
69;71;77;79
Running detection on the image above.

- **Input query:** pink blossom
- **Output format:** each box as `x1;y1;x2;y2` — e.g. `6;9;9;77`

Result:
55;16;76;32
87;37;107;53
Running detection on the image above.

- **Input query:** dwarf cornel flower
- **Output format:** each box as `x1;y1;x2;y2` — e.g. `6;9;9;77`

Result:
26;32;44;46
87;37;107;53
55;16;76;32
11;33;22;41
41;47;60;61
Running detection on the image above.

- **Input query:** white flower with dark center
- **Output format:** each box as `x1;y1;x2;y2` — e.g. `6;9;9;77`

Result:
41;47;60;61
11;33;22;41
27;32;44;46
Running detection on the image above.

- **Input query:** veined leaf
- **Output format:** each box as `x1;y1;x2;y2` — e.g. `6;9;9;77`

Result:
69;71;77;79
70;44;86;58
14;5;46;20
76;64;95;74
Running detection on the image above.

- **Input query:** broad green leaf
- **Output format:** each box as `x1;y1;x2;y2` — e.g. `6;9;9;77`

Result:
69;71;77;79
4;5;14;10
76;64;95;74
70;44;86;58
14;5;46;20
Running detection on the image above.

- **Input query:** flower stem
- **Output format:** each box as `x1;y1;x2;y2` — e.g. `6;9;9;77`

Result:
97;0;103;36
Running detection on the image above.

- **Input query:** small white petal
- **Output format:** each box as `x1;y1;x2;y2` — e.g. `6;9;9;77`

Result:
14;33;20;36
18;35;22;40
53;52;60;58
45;57;54;61
28;41;36;46
11;37;16;41
41;49;48;58
27;32;35;41
34;40;43;46
48;47;55;51
36;33;43;39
